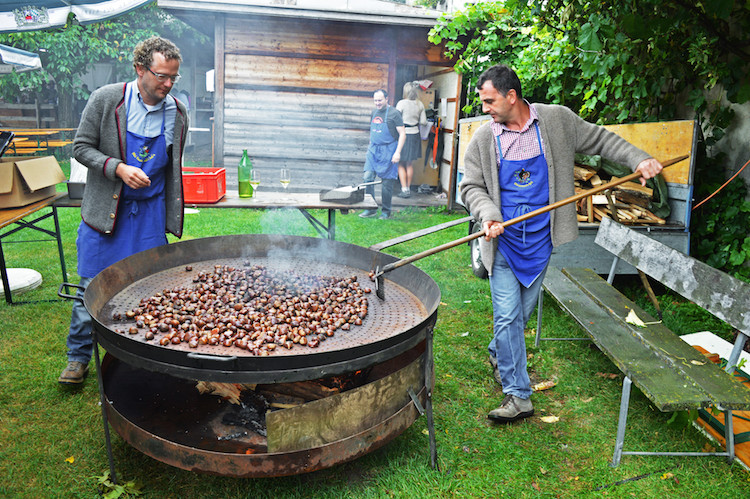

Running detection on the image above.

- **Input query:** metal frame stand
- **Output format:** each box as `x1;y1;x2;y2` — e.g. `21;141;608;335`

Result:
297;208;336;240
534;286;591;348
93;333;118;484
0;204;68;305
610;376;736;467
408;326;439;470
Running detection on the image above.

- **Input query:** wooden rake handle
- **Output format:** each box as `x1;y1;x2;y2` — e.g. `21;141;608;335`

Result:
376;154;688;276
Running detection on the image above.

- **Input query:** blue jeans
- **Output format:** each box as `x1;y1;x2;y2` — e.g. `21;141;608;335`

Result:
363;170;396;215
66;276;93;364
488;250;548;399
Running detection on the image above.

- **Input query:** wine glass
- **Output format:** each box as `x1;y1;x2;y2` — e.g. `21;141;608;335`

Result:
249;170;261;199
279;168;291;201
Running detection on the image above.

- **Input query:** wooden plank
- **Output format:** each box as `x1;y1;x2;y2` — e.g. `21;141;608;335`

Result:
542;267;709;411
226;54;388;92
595;217;750;335
563;267;750;410
603;120;694;185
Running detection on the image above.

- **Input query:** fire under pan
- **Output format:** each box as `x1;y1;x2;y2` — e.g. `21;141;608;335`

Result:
101;342;428;477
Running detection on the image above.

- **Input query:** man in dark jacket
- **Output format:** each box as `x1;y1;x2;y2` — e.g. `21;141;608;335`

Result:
59;36;188;384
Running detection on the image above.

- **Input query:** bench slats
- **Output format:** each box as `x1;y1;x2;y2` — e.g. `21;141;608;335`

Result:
544;267;709;411
595;216;750;335
563;267;750;410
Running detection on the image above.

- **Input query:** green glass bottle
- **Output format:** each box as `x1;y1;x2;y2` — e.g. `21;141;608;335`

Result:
238;149;253;198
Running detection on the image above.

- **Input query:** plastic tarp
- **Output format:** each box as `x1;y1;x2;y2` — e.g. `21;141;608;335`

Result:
0;0;150;33
0;42;41;72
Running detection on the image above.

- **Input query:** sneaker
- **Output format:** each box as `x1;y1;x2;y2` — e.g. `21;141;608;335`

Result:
379;212;391;220
488;394;534;423
397;190;411;198
58;361;89;384
489;354;502;385
359;209;378;218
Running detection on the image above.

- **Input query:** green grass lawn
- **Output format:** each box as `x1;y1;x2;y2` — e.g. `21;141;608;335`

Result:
1;179;748;497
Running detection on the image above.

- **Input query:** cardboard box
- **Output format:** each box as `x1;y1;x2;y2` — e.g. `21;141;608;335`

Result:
0;156;66;208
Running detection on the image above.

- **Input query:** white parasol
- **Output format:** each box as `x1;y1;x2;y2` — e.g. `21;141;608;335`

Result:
0;42;41;72
0;0;151;33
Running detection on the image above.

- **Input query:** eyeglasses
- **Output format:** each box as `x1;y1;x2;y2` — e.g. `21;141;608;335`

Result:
146;66;181;83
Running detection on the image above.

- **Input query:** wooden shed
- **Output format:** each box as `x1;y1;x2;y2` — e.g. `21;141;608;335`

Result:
160;0;460;192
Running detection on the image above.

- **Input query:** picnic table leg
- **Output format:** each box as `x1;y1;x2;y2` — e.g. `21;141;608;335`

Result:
606;256;620;285
611;376;633;467
725;333;748;374
725;409;735;464
534;289;544;348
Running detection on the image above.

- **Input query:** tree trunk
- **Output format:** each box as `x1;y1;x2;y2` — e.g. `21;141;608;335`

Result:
57;87;75;128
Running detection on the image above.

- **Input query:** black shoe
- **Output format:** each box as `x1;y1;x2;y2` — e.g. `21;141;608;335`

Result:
397;190;411;198
359;209;377;218
379;212;391;220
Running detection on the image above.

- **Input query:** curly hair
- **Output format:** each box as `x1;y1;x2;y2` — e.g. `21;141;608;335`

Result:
132;36;181;69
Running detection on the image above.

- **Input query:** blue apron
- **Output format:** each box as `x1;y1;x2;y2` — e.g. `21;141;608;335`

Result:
77;92;169;278
364;106;399;179
496;123;553;287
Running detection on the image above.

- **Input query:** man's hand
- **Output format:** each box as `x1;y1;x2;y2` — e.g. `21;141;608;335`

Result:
116;162;151;189
635;158;663;186
482;220;505;241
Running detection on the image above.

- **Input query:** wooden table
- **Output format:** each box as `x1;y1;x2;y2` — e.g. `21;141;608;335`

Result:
0;193;68;305
57;191;379;241
5;128;76;155
202;191;378;240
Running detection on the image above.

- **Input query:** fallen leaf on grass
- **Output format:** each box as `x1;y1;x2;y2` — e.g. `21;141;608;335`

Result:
531;482;540;491
596;372;619;379
532;380;557;391
539;467;548;475
581;397;593;403
65;456;75;464
540;415;559;423
463;446;471;453
661;472;674;480
460;331;469;337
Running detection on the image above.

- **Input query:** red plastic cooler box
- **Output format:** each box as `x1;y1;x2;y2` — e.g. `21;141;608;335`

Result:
182;167;226;204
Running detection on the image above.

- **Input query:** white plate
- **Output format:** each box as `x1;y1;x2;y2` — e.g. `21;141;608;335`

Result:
0;268;43;295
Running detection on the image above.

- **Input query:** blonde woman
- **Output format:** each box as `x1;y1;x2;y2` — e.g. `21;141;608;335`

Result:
395;82;428;198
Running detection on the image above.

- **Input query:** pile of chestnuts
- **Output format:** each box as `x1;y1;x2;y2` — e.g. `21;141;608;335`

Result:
111;264;371;355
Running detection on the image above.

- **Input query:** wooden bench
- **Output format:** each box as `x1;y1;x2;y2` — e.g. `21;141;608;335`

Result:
535;216;750;466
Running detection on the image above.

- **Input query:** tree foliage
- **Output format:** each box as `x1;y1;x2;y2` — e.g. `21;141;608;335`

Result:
429;0;750;146
0;2;208;126
429;1;750;275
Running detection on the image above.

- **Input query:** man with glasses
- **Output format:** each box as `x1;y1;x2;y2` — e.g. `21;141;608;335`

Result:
59;36;188;384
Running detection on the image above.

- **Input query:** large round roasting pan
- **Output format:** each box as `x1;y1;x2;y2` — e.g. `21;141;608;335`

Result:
85;234;440;383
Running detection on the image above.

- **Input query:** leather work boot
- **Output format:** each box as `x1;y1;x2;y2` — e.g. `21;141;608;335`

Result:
488;394;534;423
488;354;502;385
58;361;89;385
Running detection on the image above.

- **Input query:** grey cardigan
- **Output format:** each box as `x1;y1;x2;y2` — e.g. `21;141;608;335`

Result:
459;103;651;275
73;82;188;237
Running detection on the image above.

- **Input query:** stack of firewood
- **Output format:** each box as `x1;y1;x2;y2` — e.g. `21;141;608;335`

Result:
574;164;665;225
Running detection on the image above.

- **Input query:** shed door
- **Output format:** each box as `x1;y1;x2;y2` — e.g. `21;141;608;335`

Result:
216;16;396;191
